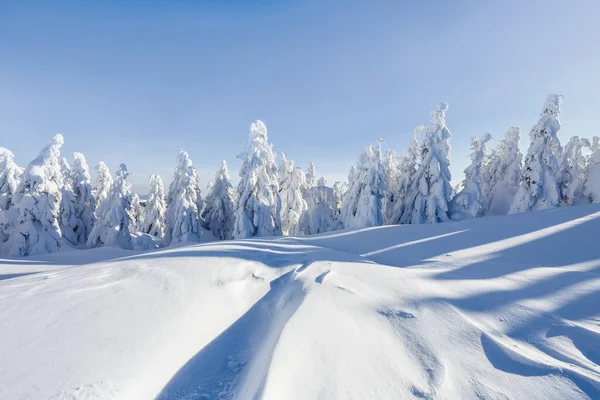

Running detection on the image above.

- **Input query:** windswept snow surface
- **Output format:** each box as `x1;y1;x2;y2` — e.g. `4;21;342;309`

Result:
1;205;600;399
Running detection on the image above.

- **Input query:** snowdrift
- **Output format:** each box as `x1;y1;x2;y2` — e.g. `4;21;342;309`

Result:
1;205;600;399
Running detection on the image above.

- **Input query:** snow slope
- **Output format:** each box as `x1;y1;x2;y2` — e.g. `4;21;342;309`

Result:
1;205;600;399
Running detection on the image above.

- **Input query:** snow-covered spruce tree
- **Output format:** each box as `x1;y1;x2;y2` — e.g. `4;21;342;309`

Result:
306;161;316;189
509;94;563;214
278;153;293;189
191;167;204;219
233;120;282;239
130;193;143;232
341;139;387;229
164;151;203;245
87;164;134;250
317;177;327;186
201;161;235;240
69;152;96;244
391;126;422;224
340;165;359;226
0;148;23;246
582;137;600;203
87;164;134;249
400;103;453;224
9;134;64;256
140;174;167;238
481;127;522;215
58;157;81;246
450;132;492;220
0;148;23;211
298;185;338;235
280;166;308;235
558;136;589;206
382;148;399;225
332;181;346;223
93;161;113;208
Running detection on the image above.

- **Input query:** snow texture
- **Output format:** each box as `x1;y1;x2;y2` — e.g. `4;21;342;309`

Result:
2;204;600;400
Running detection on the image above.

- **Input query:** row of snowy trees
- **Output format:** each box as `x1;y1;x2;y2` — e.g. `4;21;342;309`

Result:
1;94;599;256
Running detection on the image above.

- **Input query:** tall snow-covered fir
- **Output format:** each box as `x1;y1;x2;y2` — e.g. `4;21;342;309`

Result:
482;127;523;215
140;175;167;239
509;94;563;214
0;148;23;212
87;164;134;250
0;148;23;246
400;103;453;224
2;95;600;257
164;151;202;246
9;134;65;256
298;185;339;235
69;152;96;244
93;161;113;209
450;132;492;220
278;153;293;189
390;125;421;224
201;161;235;240
305;161;316;189
583;137;600;203
341;139;387;229
191;167;204;221
233;120;282;239
382;148;399;225
558;136;589;206
58;157;81;246
280;166;308;235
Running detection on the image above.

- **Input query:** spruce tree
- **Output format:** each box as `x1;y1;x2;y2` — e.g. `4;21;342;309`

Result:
233;120;282;239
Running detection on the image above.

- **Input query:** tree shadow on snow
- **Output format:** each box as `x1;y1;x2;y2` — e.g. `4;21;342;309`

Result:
432;213;600;280
292;206;600;273
155;269;306;400
125;238;371;270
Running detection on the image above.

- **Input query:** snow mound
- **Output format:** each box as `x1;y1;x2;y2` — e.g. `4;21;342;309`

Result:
1;204;600;399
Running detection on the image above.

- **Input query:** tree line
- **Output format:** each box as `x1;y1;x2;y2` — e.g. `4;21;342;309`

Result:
0;94;599;256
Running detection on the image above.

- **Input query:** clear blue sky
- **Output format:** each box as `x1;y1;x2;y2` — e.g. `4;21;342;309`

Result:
1;1;599;194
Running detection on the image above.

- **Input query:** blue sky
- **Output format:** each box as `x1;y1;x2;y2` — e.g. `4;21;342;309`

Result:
1;1;599;193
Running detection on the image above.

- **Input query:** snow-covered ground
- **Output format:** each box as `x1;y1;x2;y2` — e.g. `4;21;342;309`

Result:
1;205;600;400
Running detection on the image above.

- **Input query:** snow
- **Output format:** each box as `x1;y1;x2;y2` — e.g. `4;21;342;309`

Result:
233;120;282;239
164;151;203;246
1;204;599;399
510;94;563;214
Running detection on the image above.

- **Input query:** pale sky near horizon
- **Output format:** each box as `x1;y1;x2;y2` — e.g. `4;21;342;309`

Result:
1;1;599;194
